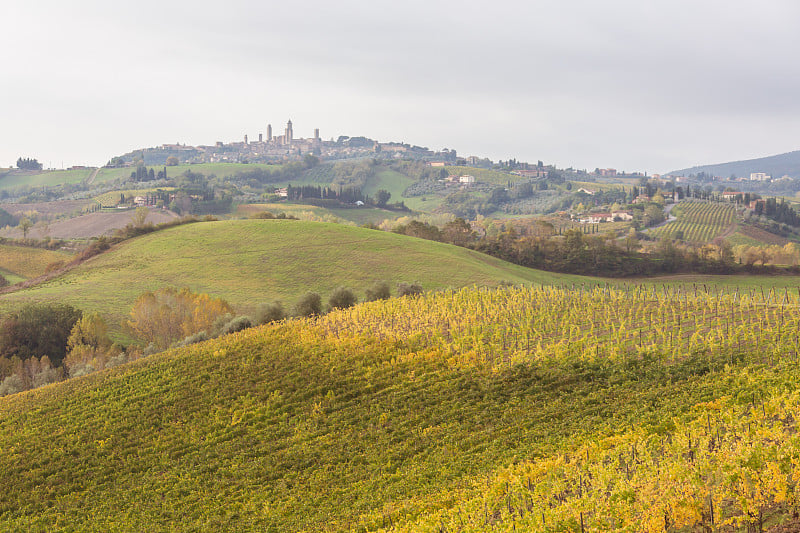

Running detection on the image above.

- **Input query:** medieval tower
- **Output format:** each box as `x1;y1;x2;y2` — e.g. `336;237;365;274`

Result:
285;120;293;144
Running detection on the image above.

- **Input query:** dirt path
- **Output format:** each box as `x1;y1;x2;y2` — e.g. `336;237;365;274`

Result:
85;167;100;185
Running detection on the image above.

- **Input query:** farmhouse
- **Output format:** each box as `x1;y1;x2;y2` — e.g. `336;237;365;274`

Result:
580;212;614;223
459;175;475;185
612;211;634;221
722;191;744;201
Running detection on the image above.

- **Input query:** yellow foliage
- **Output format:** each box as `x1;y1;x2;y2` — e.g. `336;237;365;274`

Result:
126;287;233;348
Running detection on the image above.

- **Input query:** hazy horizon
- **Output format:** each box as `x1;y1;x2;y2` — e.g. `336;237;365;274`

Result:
3;0;800;174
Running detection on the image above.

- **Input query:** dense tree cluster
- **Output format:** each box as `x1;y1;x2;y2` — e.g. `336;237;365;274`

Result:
392;218;744;277
286;185;366;204
16;157;42;171
130;165;168;181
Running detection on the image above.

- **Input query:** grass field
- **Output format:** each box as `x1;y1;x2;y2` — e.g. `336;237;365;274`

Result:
0;169;94;191
0;244;71;279
93;163;286;184
0;220;584;337
0;269;25;285
2;285;800;529
569;180;627;192
236;202;409;225
363;169;416;200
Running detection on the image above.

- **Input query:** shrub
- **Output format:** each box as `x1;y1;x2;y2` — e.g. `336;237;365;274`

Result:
397;282;423;297
32;365;61;388
174;331;210;347
293;292;322;317
365;280;391;301
328;287;357;310
0;374;24;396
105;353;129;369
68;363;96;379
220;316;252;335
256;301;285;324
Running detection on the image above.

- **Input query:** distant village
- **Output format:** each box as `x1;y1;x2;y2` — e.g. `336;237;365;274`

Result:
105;119;792;192
113;120;471;168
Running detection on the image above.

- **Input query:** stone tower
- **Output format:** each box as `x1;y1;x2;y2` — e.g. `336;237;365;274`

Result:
258;133;263;143
314;128;320;140
285;120;293;144
244;134;248;145
267;124;272;142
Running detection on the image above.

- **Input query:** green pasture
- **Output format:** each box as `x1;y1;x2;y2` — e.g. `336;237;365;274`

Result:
0;169;93;191
0;220;584;336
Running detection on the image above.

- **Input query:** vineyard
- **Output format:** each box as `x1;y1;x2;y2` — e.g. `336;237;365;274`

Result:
650;201;738;243
1;284;800;530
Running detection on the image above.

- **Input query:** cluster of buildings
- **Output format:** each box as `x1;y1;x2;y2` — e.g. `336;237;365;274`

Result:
143;120;464;166
443;174;475;186
574;211;634;224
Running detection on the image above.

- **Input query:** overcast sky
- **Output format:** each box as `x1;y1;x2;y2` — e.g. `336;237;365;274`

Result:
2;0;800;173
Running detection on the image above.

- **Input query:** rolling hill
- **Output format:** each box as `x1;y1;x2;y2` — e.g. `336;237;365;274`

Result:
0;219;582;336
669;148;800;179
0;285;799;530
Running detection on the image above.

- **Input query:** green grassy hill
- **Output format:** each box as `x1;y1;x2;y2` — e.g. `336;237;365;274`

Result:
0;220;580;335
0;168;94;190
1;285;800;531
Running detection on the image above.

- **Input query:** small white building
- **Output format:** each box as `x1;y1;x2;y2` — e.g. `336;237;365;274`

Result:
459;175;475;184
750;172;771;181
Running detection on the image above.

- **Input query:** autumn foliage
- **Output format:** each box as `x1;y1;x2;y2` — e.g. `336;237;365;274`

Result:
126;287;233;348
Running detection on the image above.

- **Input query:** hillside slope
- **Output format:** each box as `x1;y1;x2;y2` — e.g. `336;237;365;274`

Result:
0;219;580;331
0;286;798;531
669;148;800;178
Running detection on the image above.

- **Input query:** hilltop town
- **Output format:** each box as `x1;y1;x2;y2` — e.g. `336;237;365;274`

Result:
111;119;470;168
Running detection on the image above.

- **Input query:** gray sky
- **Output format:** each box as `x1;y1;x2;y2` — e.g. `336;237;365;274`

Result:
2;0;800;173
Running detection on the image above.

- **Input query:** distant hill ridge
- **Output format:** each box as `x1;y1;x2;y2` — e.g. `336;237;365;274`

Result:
668;148;800;178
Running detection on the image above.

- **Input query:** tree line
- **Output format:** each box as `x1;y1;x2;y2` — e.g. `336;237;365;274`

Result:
388;218;793;277
0;280;424;397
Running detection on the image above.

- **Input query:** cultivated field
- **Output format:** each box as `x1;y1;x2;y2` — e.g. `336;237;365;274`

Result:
0;209;178;239
650;201;737;243
1;285;800;530
0;200;95;219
